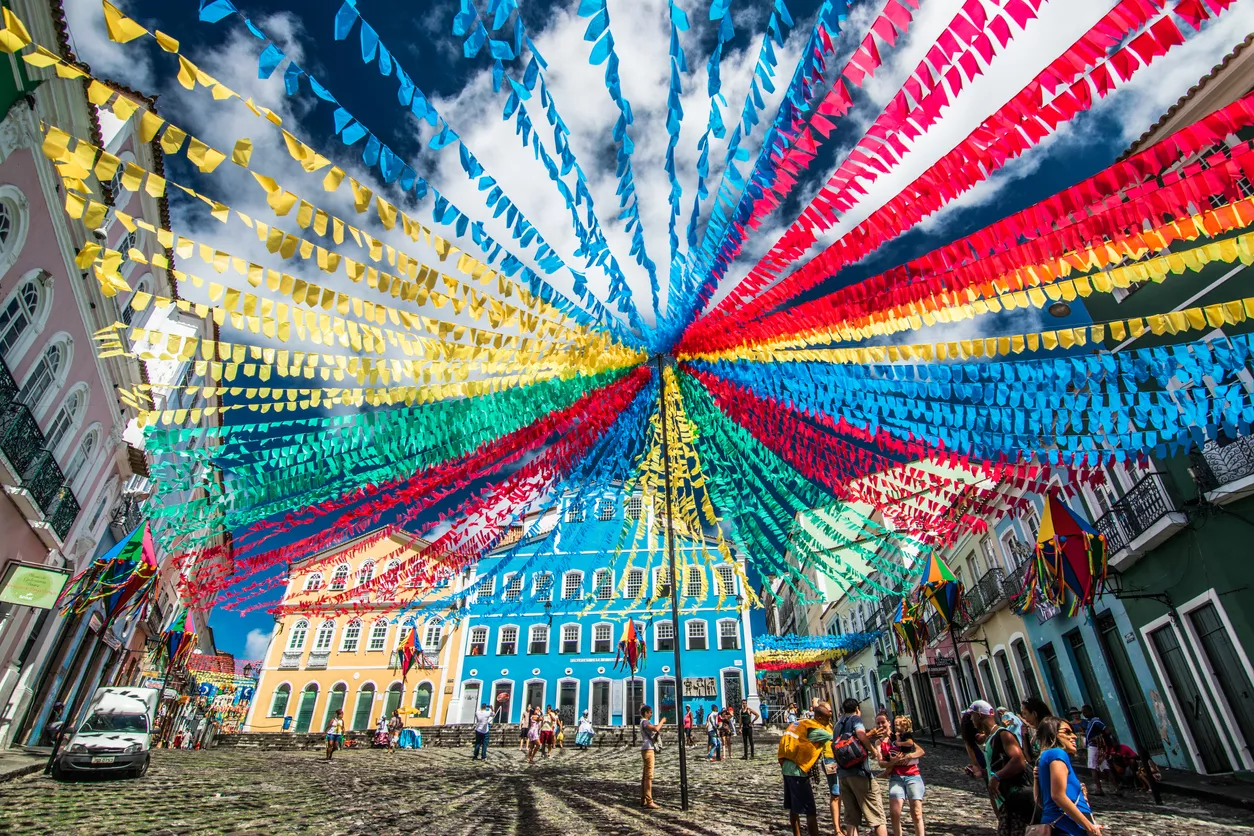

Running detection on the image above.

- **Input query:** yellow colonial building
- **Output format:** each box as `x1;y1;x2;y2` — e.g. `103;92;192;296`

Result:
244;529;467;734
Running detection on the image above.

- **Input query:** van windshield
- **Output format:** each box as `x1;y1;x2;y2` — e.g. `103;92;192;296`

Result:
79;713;148;734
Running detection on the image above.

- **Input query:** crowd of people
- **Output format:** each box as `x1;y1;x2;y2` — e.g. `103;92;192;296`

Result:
773;693;1166;836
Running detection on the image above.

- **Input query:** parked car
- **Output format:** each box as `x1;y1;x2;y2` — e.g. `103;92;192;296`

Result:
52;687;159;781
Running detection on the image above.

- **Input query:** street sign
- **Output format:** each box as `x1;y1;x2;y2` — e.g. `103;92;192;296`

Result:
928;669;950;679
931;655;958;667
0;562;69;610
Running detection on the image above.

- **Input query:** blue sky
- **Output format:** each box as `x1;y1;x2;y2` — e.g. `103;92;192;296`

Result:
57;0;1254;657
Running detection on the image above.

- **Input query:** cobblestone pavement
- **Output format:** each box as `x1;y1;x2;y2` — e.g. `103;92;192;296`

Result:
2;742;1251;835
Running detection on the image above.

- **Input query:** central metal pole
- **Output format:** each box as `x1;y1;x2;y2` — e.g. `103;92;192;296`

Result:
656;354;690;812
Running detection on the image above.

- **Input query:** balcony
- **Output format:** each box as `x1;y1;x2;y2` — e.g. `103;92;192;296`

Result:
1003;556;1034;603
306;650;330;670
278;651;303;669
962;568;1009;631
1192;436;1254;505
1094;472;1188;571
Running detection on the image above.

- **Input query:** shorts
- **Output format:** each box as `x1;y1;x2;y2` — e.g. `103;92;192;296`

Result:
540;730;554;746
520;727;529;740
1087;745;1106;770
783;774;817;815
389;733;400;745
888;774;925;801
326;733;343;743
839;774;887;828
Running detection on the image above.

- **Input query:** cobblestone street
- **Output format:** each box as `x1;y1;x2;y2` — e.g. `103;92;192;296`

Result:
2;741;1251;835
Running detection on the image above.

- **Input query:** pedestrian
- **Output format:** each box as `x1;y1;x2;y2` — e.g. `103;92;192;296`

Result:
1018;697;1053;760
785;702;798;724
640;704;665;810
540;705;556;757
576;710;595;750
961;709;988;779
684;706;695;747
777;700;834;836
706;705;721;761
472;701;492;760
387;709;404;753
519;703;532;752
526;707;543;763
555;709;566;751
719;705;735;760
879;715;926;836
374;714;389;748
1034;717;1103;836
762;702;770;725
324;709;345;761
696;704;705;726
834;697;889;836
970;700;1032;836
740;699;760;759
1080;705;1111;796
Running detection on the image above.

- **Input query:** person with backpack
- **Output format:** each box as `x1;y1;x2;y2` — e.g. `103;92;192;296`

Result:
834;698;889;836
970;700;1032;836
778;700;834;836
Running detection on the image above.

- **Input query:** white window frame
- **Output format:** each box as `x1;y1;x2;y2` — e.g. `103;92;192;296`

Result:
286;619;309;651
592;622;613;654
339;619;361;653
268;682;292;717
0;270;47;368
594;568;613;600
717;618;740;650
503;573;523;601
497;624;519;656
329;564;350;591
653;566;672;598
624;568;644;599
303;573;324;592
685;565;705;598
562;570;583;600
469;626;489;656
655;619;675;652
475;575;495;603
18;335;71;419
686;619;708;651
313;620;335;652
423;619;443;651
529;624;549;655
533;572;553;602
357;560;375;586
560;623;581;655
366;620;388;652
715;565;736;597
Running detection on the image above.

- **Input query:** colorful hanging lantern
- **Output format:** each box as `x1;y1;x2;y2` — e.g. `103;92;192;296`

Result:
1034;491;1108;613
916;552;965;629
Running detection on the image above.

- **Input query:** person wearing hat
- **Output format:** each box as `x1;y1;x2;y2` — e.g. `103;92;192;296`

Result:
969;700;1032;836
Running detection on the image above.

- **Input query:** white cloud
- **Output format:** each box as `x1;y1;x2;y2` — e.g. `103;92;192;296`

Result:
243;627;271;660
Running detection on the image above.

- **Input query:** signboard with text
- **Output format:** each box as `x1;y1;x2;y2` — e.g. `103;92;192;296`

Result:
0;562;69;610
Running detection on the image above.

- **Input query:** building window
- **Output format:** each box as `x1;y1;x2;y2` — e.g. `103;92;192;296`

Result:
593;623;612;653
367;620;388;652
562;571;583;600
0;280;40;360
1012;639;1040;699
718;619;739;650
626;495;643;520
534;572;552;602
475;576;495;603
469;627;488;656
561;624;580;654
504;574;523;601
592;569;612;600
685;566;704;598
597;498;615;520
117;230;137;261
654;567;672;598
303;573;324;592
687;620;707;651
566;500;585;522
340;619;361;653
329;564;350;591
357;561;375;586
715;565;736;596
63;429;97;487
498;626;518;655
423;620;442;651
269;684;290;717
313;620;335;652
17;341;65;409
0;201;12;251
286;620;308;651
625;568;644;599
656;620;675;652
529;624;549;654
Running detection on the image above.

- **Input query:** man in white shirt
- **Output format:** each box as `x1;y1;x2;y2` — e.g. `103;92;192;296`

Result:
705;707;721;760
472;702;493;761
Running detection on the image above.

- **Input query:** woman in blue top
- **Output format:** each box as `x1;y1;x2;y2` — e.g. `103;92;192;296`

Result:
1034;717;1103;836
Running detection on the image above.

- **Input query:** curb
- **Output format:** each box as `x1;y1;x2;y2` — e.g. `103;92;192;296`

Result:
0;763;43;784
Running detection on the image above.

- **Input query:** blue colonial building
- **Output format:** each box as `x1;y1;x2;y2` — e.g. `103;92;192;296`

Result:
450;491;759;726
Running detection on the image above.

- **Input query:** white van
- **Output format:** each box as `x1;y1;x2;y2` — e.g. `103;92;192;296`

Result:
53;687;160;780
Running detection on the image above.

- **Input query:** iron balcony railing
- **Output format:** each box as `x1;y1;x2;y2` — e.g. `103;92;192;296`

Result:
1093;472;1181;555
975;567;1008;614
45;485;81;541
0;357;16;407
1004;555;1034;601
0;403;43;474
1191;435;1254;493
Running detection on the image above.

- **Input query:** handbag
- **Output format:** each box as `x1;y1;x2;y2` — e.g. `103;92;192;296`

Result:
1024;813;1066;836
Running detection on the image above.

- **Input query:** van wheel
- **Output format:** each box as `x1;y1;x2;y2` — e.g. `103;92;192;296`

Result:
131;756;149;779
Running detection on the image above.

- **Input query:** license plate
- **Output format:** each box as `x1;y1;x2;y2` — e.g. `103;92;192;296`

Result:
90;756;115;764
